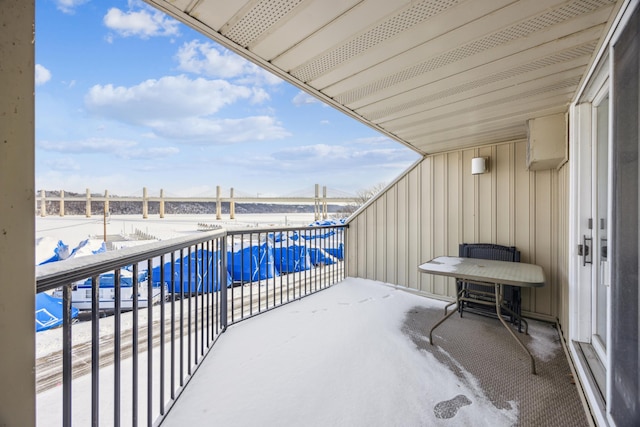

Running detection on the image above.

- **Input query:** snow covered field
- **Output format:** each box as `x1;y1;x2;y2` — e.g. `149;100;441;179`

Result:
36;212;320;253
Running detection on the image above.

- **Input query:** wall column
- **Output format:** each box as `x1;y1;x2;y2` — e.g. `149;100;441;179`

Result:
314;184;320;221
85;188;92;217
216;185;222;220
104;189;109;215
159;189;165;218
40;189;46;217
0;1;36;425
60;189;65;216
142;187;148;219
322;186;328;219
230;187;235;219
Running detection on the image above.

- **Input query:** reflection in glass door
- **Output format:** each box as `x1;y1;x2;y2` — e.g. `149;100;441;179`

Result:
593;95;608;357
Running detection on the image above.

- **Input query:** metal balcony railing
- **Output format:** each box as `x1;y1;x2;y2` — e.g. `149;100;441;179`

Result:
35;223;346;427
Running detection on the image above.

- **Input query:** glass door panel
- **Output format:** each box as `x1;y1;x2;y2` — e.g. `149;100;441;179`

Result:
594;95;608;351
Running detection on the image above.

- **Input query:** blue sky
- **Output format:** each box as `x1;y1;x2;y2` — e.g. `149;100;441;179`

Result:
35;0;420;198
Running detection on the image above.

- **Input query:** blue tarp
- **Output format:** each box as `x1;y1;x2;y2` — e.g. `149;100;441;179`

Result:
324;243;344;260
228;242;277;282
273;244;311;273
308;247;337;266
77;269;148;288
151;250;231;293
38;239;107;265
36;292;78;332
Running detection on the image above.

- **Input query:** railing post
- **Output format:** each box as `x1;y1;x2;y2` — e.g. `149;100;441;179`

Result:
220;234;228;330
60;189;65;216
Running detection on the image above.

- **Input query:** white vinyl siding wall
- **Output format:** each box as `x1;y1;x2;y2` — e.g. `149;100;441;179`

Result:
346;140;570;323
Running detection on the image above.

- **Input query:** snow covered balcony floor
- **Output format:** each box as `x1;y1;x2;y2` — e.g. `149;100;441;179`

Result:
161;278;589;427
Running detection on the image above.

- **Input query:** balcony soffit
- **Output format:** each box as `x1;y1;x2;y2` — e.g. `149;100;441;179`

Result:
143;0;621;156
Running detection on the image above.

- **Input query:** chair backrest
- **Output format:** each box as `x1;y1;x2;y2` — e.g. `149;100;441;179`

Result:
458;243;520;262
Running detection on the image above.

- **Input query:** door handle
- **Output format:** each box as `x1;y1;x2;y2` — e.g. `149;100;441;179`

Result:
580;235;593;266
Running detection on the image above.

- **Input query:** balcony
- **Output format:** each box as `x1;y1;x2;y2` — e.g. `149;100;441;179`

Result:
35;223;588;426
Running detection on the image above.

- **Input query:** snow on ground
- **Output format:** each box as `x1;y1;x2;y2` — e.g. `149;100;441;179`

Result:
36;279;521;427
161;278;518;427
36;213;319;249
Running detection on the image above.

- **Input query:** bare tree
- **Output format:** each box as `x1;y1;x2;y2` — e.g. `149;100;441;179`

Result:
335;182;387;216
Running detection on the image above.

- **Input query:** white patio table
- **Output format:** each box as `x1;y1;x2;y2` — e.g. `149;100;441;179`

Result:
418;256;545;374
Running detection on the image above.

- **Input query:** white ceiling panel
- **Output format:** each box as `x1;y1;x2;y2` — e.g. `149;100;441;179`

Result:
250;0;361;60
143;0;621;156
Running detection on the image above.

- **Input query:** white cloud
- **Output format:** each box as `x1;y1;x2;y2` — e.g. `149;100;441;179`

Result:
35;64;52;86
54;0;88;14
292;91;319;106
282;144;418;170
84;75;290;143
45;157;81;172
121;146;180;160
85;75;252;123
353;135;395;145
38;137;181;163
250;87;271;104
152;116;291;143
104;5;179;39
38;137;138;154
176;40;282;86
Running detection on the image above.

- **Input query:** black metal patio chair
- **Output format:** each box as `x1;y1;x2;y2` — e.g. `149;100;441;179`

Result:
457;243;525;332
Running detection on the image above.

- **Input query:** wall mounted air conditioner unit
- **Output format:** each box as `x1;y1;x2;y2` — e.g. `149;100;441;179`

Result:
526;113;568;171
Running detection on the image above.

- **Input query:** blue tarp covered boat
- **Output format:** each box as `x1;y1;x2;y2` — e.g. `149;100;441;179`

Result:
36;292;78;332
151;249;231;293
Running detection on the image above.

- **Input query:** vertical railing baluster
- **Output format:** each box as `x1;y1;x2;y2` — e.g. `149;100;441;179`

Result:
189;245;196;368
200;243;205;355
220;235;228;331
343;225;347;281
179;249;184;387
279;232;283;305
62;284;72;427
214;239;219;337
187;246;192;375
91;275;100;426
147;259;153;427
159;254;165;416
132;263;139;427
114;269;121;427
170;251;176;398
205;240;210;348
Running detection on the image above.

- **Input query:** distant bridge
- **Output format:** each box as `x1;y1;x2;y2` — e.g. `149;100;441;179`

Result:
36;185;358;221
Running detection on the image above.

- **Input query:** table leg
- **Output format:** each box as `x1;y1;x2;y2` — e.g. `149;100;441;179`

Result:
428;304;460;345
495;284;537;374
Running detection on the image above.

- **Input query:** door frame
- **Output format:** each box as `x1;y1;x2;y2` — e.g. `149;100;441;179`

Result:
568;1;639;425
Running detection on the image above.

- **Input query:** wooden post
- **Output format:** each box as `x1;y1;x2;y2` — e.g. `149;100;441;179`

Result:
230;187;235;219
104;189;109;216
323;186;328;219
142;187;148;219
59;189;65;216
85;188;92;217
216;185;222;220
39;189;46;217
314;184;320;221
159;189;165;218
103;190;108;243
